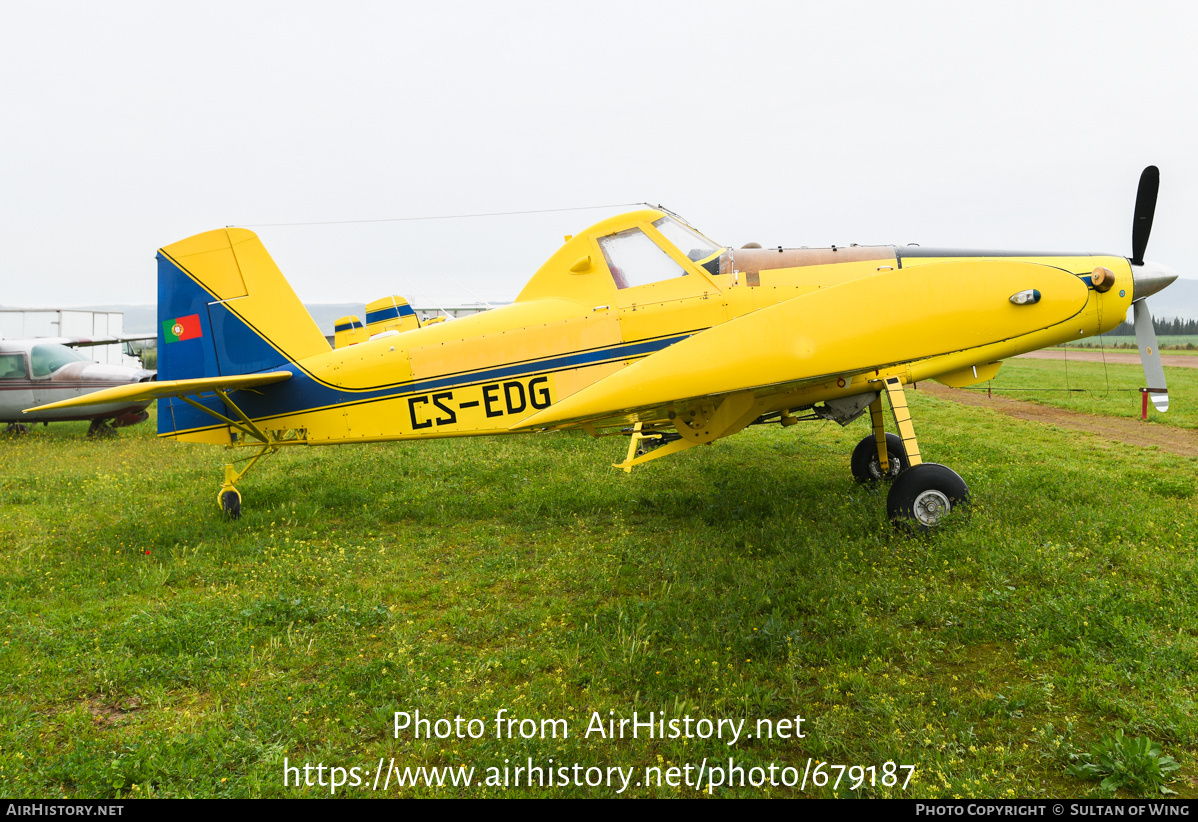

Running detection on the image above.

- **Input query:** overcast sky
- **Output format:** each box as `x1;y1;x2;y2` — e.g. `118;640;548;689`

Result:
2;1;1196;310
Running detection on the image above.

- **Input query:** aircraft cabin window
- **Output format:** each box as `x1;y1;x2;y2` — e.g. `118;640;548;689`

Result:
598;228;688;290
30;344;89;378
0;354;26;379
651;216;721;262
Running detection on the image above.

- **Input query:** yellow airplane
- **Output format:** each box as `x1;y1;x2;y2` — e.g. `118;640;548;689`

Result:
36;168;1177;529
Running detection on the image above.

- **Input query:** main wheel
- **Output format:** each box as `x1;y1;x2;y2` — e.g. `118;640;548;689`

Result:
87;419;115;438
5;423;29;436
887;463;969;531
219;488;242;520
850;433;908;482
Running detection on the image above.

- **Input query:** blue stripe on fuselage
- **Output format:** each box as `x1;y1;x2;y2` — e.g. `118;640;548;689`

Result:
366;304;415;324
156;258;694;433
172;331;693;433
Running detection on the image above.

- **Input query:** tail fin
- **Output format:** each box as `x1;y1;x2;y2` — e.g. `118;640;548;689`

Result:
334;314;367;348
365;295;421;336
157;228;329;435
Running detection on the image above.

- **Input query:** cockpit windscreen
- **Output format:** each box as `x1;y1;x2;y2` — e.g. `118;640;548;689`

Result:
652;216;721;262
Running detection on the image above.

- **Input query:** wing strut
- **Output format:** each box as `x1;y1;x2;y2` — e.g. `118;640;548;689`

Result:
179;389;270;445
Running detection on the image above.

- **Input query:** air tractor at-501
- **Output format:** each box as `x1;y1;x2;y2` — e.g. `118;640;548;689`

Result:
37;168;1177;529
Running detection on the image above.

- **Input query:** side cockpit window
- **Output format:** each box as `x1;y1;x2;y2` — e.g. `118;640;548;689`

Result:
598;228;689;290
0;353;27;380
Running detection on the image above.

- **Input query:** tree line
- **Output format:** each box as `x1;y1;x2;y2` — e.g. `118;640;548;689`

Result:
1106;316;1198;336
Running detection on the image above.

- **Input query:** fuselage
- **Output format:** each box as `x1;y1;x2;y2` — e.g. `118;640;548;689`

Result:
158;209;1139;447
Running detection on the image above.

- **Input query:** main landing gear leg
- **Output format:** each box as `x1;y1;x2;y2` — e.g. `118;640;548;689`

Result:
870;398;890;477
881;376;922;469
850;398;907;481
859;377;970;531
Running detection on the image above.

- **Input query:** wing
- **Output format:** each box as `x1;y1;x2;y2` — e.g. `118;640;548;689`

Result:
33;334;158;348
514;259;1090;432
27;371;292;414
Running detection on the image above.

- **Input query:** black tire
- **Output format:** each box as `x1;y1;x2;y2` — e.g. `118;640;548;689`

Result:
850;432;908;482
887;463;969;532
220;490;242;520
87;419;115;439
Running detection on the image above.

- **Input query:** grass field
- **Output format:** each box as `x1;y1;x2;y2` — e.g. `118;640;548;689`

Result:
982;357;1198;429
2;379;1197;799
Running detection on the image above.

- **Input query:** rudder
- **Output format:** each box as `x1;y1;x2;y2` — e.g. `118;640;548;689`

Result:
157;228;330;435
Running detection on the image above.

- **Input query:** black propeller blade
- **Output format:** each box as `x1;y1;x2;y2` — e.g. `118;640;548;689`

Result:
1128;165;1172;413
1131;165;1159;265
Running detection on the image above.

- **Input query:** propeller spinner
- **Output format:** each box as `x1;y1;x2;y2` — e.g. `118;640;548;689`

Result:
1128;165;1177;413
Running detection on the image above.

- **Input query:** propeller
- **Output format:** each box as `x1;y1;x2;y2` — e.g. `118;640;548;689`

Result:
1131;165;1159;266
1133;300;1168;412
1128;165;1175;413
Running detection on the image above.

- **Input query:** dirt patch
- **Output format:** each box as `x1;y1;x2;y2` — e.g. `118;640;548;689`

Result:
1018;350;1198;368
919;382;1198;458
86;695;142;726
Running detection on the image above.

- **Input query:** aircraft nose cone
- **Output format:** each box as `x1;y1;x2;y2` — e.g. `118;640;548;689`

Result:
1131;260;1178;302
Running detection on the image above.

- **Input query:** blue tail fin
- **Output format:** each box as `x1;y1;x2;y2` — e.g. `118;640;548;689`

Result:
156;228;329;435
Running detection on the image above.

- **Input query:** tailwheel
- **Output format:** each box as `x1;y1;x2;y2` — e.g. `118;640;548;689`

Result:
213;445;277;520
887;463;970;532
218;487;242;520
850;432;907;481
5;423;29;436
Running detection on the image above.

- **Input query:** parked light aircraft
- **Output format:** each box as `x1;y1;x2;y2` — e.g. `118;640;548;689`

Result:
35;168;1177;527
2;335;156;436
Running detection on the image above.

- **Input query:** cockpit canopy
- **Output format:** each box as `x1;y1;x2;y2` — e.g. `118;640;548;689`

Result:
651;216;722;263
515;209;726;306
30;343;89;377
597;216;722;290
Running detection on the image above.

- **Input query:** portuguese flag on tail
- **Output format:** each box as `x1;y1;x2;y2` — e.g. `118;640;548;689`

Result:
162;314;202;343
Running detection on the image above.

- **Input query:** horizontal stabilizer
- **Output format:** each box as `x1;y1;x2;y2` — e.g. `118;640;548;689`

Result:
27;371;292;414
